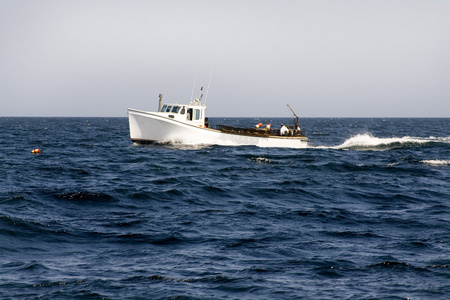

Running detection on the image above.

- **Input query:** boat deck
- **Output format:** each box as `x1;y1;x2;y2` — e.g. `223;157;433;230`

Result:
216;125;306;138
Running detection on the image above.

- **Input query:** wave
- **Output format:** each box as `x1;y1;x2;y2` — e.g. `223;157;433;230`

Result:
54;191;115;203
318;134;450;151
420;159;450;166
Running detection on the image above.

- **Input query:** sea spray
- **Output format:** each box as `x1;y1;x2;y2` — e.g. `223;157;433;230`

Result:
311;133;450;151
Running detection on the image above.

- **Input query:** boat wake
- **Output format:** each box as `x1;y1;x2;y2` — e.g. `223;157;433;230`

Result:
150;141;213;150
315;134;450;151
137;133;449;152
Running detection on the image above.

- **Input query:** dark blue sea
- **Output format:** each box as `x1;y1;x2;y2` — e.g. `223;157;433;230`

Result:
1;117;449;299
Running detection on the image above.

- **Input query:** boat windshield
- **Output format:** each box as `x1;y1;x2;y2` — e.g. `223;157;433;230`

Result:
171;106;181;113
194;109;201;120
166;106;172;112
161;105;167;112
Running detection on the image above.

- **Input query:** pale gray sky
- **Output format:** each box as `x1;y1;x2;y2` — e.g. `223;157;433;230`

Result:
1;0;449;117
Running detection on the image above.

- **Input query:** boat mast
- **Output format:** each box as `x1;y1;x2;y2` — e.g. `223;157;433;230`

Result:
287;104;299;129
199;86;204;100
158;94;163;112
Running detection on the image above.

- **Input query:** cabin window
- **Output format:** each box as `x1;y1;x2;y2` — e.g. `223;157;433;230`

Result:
166;106;172;113
180;107;185;114
187;108;193;121
161;105;167;112
172;106;180;113
194;109;201;120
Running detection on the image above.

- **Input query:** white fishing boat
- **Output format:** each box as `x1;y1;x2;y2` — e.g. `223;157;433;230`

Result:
128;93;308;148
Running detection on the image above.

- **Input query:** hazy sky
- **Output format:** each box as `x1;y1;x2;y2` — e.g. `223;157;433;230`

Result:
1;0;449;117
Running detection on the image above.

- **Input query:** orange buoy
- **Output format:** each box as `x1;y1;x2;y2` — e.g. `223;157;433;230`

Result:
31;148;40;154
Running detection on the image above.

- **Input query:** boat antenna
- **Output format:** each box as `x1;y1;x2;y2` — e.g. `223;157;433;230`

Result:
287;104;299;129
190;71;198;101
204;69;213;105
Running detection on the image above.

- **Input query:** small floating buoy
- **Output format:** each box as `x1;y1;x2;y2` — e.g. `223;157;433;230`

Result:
31;149;40;154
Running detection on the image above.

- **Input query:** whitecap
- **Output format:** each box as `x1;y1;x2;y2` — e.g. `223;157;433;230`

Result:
316;134;449;151
336;134;429;149
420;160;450;166
254;157;271;164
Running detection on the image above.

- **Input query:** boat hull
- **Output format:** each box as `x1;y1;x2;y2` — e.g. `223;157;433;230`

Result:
128;108;308;148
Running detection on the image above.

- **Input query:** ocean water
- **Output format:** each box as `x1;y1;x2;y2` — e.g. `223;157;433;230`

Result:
0;117;449;299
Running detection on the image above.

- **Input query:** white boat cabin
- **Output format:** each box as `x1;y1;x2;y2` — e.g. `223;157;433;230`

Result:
157;99;206;128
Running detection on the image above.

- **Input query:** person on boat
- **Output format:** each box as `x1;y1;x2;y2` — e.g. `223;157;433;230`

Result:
280;124;289;136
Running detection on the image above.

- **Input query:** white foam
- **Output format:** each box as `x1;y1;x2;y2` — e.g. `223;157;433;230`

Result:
315;134;450;151
155;141;213;150
421;160;450;166
255;157;272;164
338;134;428;149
